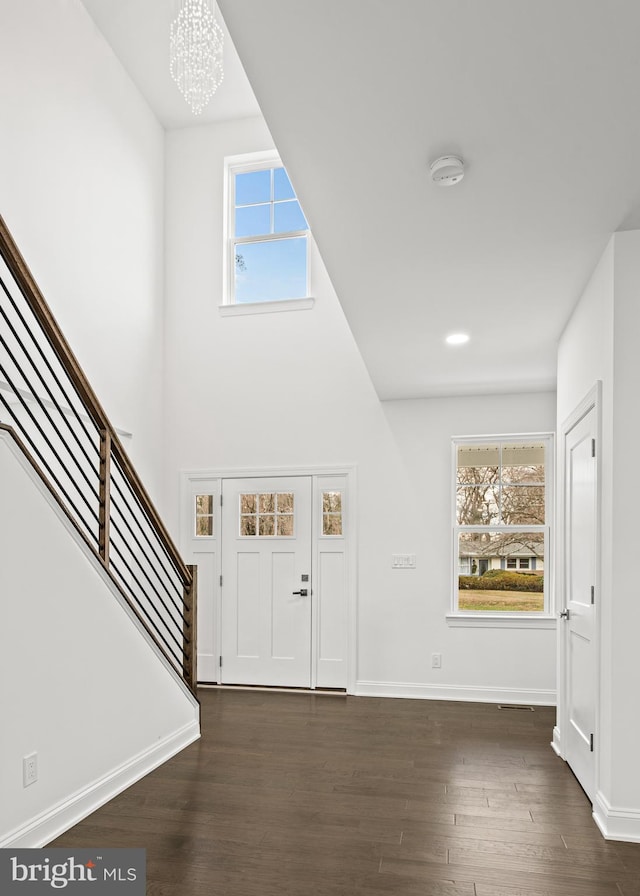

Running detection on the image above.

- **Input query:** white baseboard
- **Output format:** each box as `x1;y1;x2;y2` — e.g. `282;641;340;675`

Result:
593;791;640;843
551;725;563;757
0;720;200;849
355;680;556;705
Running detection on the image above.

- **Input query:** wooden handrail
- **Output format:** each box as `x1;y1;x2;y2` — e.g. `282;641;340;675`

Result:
0;214;191;588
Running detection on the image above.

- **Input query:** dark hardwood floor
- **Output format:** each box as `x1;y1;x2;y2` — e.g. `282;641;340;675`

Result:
50;689;640;895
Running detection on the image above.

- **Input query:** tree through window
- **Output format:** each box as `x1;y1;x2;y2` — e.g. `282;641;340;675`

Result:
454;437;552;614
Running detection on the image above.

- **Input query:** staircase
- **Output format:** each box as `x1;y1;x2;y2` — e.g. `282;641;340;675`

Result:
0;214;197;698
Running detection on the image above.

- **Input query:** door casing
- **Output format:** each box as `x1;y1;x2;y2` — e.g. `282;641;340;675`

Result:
180;464;357;694
555;382;601;802
220;475;313;688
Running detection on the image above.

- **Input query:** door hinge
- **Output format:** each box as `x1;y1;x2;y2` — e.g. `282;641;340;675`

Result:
592;438;596;458
220;493;223;506
219;574;223;587
590;733;594;752
219;656;223;668
591;585;595;604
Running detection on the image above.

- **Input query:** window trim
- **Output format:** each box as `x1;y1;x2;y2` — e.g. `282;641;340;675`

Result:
222;150;312;310
219;296;314;317
448;432;555;628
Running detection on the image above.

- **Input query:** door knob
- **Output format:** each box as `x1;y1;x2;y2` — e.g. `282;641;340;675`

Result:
559;609;570;620
292;589;308;597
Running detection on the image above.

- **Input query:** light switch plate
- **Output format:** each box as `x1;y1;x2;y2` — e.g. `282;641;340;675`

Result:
392;554;416;569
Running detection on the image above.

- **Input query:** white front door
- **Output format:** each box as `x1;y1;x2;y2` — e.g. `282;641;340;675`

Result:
564;406;597;800
220;476;312;687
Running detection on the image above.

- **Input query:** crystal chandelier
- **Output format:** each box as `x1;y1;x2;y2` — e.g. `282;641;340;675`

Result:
170;0;224;115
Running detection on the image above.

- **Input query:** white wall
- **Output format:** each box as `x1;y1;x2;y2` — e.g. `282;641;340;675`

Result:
0;434;199;847
557;231;640;840
164;118;557;702
0;0;165;502
608;232;640;820
379;394;556;697
0;0;199;849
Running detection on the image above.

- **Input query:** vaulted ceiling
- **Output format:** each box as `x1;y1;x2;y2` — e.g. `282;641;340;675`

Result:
81;0;640;399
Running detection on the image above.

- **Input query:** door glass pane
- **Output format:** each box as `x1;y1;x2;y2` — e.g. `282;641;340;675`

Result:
240;515;256;536
276;494;294;536
259;515;275;536
259;493;276;513
277;515;294;536
277;493;294;513
195;494;214;537
323;491;342;513
322;491;343;535
323;513;342;536
241;494;257;513
458;531;544;612
240;492;295;537
196;515;213;537
196;495;213;514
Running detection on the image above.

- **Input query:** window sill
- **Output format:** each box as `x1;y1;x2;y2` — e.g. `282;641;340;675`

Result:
446;614;557;630
219;297;315;317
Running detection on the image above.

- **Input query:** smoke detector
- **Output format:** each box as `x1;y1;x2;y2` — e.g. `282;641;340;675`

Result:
430;155;465;186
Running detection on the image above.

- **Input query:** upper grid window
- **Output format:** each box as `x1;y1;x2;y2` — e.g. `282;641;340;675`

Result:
226;154;310;305
453;436;552;615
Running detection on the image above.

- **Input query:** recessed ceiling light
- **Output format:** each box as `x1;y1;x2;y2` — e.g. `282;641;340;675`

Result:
446;333;470;345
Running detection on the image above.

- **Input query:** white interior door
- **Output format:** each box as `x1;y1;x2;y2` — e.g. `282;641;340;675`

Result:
221;476;312;687
564;407;597;800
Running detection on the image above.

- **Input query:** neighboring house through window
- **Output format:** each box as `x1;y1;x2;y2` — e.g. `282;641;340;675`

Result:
223;151;311;310
453;435;553;618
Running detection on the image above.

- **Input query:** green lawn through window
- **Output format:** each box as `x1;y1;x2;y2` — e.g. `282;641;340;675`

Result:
458;590;544;612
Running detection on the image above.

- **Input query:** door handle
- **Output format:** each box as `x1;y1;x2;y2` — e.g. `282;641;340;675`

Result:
292;589;308;597
559;609;570;620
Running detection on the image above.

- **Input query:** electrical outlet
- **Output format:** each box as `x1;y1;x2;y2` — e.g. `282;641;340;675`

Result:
23;752;38;787
431;653;442;669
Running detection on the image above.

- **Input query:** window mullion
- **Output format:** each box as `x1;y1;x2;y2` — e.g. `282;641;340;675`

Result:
498;442;503;525
234;229;309;246
270;168;275;234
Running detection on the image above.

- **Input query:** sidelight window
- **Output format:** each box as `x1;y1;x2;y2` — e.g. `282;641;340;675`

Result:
322;491;343;536
195;494;214;537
